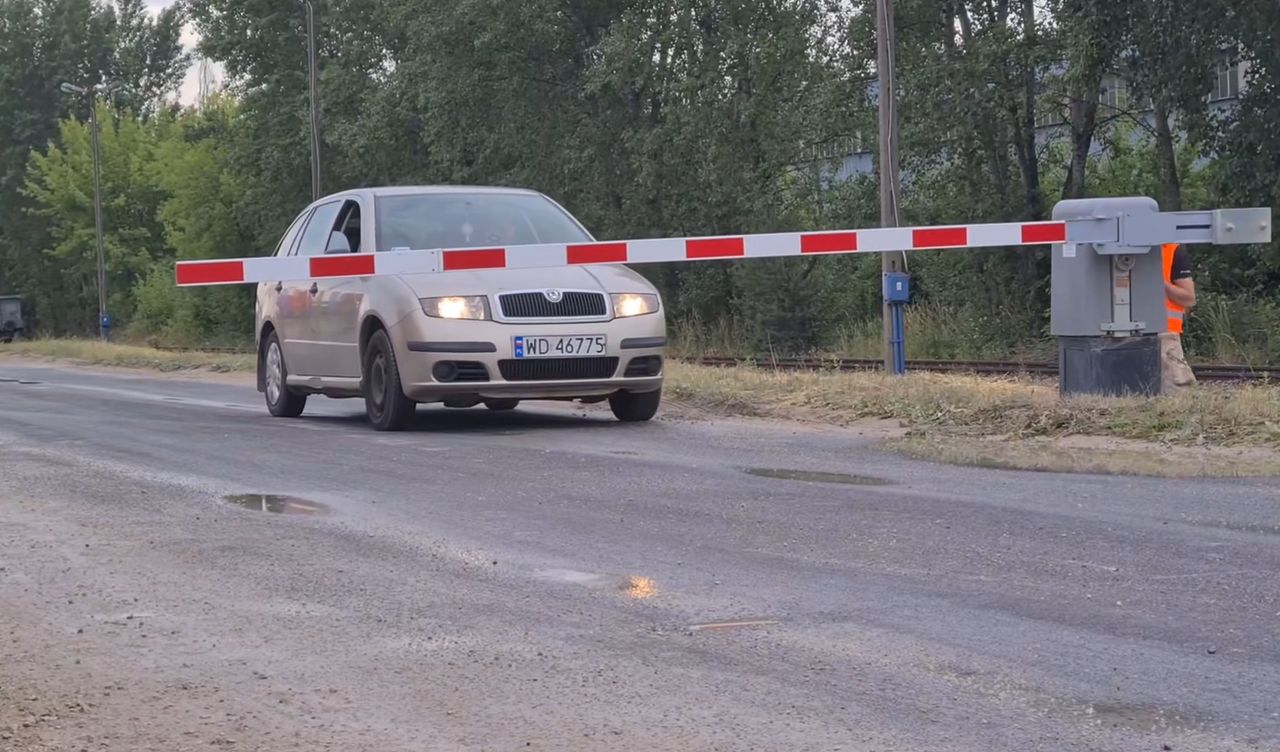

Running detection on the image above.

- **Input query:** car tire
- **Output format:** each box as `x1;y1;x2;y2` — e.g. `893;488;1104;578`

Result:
484;399;520;411
363;329;416;431
263;332;307;418
609;388;661;422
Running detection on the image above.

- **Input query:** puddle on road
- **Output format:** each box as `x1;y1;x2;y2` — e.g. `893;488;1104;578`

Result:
223;494;329;516
746;467;892;486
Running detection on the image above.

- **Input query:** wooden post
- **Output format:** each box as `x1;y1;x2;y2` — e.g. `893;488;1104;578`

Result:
876;0;903;370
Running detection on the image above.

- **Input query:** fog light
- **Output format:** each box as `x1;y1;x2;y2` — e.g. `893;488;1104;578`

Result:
625;356;663;377
432;362;459;382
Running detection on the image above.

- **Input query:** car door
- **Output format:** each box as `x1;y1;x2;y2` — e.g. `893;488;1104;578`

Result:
262;207;311;369
286;199;344;377
309;199;367;379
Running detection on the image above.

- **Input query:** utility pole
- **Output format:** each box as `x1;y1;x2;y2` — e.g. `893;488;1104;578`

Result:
301;0;322;201
60;82;111;340
876;0;904;373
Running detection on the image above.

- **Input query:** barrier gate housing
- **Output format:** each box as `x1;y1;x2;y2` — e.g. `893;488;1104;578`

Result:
174;194;1272;397
1050;197;1269;395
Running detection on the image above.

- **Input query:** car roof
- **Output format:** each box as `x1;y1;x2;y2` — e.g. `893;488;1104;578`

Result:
319;185;545;203
290;185;595;242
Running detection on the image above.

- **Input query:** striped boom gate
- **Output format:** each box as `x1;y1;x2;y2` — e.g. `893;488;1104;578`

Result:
173;204;1270;289
167;195;1269;399
171;197;1271;398
174;219;1082;287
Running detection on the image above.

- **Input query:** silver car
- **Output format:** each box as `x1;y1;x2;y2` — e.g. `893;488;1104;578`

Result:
255;187;666;430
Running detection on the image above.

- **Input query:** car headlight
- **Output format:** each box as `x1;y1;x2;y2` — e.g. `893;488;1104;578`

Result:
611;293;659;318
421;296;491;320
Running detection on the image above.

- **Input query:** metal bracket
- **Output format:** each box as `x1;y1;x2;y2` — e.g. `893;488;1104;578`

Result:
1082;206;1273;255
1102;254;1145;336
1101;322;1146;334
1211;208;1272;244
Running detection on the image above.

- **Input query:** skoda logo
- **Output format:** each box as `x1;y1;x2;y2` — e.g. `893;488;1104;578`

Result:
543;289;564;303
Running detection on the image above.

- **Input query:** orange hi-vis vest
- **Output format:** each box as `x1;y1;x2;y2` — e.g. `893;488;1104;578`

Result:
1162;243;1184;334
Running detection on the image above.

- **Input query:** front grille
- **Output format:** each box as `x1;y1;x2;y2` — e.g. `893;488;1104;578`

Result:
499;357;619;382
498;291;608;319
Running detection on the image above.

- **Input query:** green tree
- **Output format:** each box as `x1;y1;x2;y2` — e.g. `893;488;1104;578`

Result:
21;101;167;332
106;0;190;112
1046;0;1128;199
132;98;257;344
0;0;113;298
1212;0;1280;297
0;0;187;318
1120;0;1228;211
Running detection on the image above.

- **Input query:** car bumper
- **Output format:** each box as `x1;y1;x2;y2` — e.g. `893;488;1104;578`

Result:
386;312;666;403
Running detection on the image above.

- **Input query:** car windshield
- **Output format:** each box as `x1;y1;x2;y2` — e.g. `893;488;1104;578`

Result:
374;193;592;251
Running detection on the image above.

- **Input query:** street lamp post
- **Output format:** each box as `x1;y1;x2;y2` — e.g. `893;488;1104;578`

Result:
60;82;110;340
301;0;322;201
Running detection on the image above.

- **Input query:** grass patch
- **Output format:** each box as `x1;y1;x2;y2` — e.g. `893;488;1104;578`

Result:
0;338;254;373
667;303;1058;363
664;361;1280;448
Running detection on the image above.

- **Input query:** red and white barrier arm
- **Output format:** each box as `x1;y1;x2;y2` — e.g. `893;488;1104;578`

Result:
174;219;1073;287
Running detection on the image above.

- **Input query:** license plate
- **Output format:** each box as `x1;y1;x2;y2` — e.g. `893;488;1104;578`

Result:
514;335;607;358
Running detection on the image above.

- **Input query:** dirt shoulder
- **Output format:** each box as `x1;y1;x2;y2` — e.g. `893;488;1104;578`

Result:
664;362;1280;477
1;352;255;386
0;339;254;374
5;340;1279;478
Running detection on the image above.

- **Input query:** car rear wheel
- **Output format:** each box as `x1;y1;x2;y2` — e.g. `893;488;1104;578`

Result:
364;329;416;431
609;388;661;422
484;399;520;411
263;332;307;418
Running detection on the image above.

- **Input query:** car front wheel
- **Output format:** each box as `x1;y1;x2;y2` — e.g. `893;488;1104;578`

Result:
263;332;307;418
363;329;416;431
609;388;661;422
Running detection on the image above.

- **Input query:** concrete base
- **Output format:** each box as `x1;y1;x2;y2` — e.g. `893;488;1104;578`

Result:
1058;335;1161;397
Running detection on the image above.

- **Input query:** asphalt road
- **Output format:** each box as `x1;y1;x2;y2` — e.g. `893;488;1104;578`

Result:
1;360;1277;751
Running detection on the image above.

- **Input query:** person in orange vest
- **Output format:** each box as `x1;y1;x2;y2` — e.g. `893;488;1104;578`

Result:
1161;242;1197;391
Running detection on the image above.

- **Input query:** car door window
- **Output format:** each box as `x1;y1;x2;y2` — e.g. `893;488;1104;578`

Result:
273;209;311;257
327;200;363;253
295;201;343;257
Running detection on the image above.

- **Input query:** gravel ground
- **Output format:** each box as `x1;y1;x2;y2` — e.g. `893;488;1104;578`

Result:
1;361;1277;751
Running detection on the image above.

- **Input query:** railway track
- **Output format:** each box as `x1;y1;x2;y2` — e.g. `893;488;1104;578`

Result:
681;355;1280;382
149;346;1279;382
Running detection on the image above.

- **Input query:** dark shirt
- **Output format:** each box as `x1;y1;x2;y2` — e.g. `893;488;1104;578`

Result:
1170;245;1192;281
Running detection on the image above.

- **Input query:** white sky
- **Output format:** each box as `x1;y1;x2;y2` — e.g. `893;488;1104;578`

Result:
145;0;214;105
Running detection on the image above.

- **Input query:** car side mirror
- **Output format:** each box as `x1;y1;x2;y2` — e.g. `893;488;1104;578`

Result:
325;232;352;254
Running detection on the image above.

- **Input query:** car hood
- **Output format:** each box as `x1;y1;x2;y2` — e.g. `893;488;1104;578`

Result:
394;263;656;298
